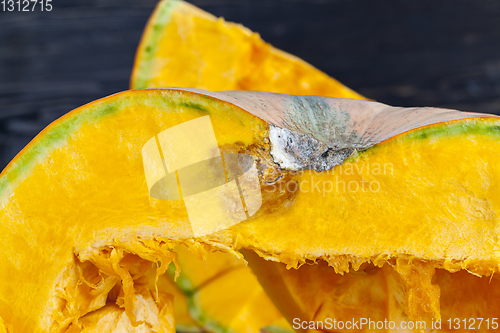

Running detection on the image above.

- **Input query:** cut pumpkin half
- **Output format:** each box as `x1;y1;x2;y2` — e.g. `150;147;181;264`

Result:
1;87;500;333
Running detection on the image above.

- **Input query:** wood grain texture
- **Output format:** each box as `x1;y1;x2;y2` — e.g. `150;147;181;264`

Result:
0;0;499;170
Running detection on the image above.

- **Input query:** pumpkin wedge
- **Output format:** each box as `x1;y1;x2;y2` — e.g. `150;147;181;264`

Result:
131;1;366;331
1;87;500;332
131;0;363;100
163;245;287;333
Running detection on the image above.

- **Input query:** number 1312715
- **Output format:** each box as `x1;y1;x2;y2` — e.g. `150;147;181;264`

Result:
2;0;52;11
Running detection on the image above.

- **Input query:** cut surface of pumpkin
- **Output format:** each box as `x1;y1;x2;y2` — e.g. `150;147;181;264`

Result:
1;87;500;332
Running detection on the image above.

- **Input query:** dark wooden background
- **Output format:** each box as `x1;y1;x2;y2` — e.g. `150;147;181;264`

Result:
1;0;500;170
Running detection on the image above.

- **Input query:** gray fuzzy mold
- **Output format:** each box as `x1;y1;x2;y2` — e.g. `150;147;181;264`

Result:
269;125;355;172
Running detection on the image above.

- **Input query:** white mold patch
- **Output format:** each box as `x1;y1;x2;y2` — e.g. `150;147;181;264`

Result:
269;125;355;172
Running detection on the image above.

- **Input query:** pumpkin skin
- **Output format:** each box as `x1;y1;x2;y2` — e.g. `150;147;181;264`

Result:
1;87;500;332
